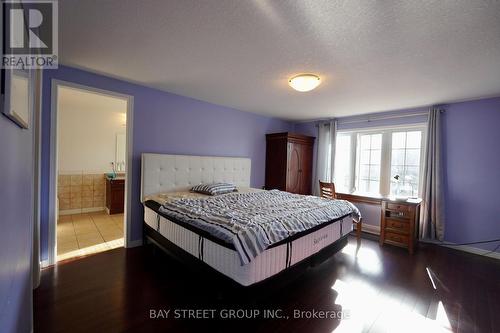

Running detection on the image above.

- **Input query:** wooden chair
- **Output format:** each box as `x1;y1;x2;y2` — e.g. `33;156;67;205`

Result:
319;181;336;199
319;181;362;241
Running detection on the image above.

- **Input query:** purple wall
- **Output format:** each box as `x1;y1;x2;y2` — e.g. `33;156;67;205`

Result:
0;113;33;331
442;97;500;252
38;65;499;258
293;100;500;252
40;66;292;260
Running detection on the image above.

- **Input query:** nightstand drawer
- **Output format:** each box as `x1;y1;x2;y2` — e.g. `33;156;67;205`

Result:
387;202;410;212
385;232;409;245
386;219;410;233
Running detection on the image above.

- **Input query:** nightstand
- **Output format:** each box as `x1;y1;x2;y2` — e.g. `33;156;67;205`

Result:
380;198;422;254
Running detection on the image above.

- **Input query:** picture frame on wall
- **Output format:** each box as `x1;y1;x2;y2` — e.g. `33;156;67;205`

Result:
0;0;33;130
1;68;32;129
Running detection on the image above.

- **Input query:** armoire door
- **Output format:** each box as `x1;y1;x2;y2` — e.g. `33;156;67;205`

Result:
298;143;313;194
286;142;302;194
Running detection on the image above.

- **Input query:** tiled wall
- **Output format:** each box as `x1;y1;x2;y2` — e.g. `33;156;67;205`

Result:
58;173;106;213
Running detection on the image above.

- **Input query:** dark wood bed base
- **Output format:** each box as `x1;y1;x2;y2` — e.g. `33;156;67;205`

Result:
143;222;349;293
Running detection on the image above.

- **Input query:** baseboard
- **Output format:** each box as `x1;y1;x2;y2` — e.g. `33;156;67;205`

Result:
60;207;105;215
82;207;105;213
361;224;380;235
59;208;82;215
360;225;499;260
126;238;143;248
420;240;500;260
454;244;500;260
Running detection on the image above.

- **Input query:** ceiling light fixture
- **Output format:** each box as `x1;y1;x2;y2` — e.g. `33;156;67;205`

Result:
288;74;321;92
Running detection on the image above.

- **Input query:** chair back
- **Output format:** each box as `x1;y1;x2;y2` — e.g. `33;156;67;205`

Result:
319;181;336;199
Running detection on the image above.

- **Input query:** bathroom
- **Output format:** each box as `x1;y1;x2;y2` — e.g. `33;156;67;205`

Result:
55;85;128;261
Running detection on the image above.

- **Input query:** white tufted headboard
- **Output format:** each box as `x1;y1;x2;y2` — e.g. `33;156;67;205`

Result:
141;153;251;202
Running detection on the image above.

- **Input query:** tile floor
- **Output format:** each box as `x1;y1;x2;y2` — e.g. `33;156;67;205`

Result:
57;211;124;261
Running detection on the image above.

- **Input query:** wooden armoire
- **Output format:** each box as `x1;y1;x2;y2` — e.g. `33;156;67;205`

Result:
265;132;315;195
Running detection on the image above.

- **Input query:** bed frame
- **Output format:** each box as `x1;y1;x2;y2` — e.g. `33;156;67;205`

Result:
140;153;349;290
143;223;349;293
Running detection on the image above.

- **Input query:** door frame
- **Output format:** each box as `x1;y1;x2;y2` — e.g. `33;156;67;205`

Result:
47;79;135;266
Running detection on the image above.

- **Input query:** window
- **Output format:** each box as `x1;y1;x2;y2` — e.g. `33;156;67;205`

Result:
390;131;422;197
356;133;382;194
333;126;425;198
333;134;352;193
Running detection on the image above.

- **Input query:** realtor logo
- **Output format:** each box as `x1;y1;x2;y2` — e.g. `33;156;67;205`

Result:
2;0;58;69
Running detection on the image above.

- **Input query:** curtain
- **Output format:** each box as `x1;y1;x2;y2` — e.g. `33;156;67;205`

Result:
314;120;337;195
419;108;445;241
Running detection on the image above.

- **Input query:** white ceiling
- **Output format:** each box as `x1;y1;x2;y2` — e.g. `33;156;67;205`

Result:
59;0;500;121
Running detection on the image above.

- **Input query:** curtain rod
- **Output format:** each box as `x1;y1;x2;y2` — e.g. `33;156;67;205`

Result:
315;109;445;126
339;111;430;125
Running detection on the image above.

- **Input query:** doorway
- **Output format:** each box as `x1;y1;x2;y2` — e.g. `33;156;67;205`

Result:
49;81;134;264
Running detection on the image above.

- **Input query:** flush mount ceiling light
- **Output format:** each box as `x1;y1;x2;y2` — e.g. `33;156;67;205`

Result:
288;74;321;92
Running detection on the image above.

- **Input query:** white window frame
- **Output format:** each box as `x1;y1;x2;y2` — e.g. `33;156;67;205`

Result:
335;124;427;197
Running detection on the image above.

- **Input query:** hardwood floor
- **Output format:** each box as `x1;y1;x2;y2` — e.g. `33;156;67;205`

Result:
34;235;500;333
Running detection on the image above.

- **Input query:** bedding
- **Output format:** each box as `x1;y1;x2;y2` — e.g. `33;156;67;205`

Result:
190;183;237;195
159;189;360;264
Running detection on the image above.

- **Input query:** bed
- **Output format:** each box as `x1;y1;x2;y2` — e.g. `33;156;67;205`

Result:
141;153;360;287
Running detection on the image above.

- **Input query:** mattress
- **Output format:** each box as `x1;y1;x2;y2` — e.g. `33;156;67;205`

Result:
143;190;353;286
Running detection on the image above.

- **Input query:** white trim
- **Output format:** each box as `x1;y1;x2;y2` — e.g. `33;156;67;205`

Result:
58;209;82;216
443;244;500;260
348;133;357;193
421;240;500;260
48;80;57;266
361;224;380;235
28;69;40;333
124;93;134;248
339;125;427;197
338;112;429;125
48;79;135;266
81;207;106;214
59;207;105;216
32;69;43;290
40;260;50;269
337;122;428;134
359;226;499;259
380;132;392;196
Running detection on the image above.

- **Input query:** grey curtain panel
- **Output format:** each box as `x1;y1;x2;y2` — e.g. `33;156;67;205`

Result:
314;120;337;195
420;108;445;241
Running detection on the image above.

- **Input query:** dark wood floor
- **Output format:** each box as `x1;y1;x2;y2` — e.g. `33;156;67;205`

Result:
34;235;500;333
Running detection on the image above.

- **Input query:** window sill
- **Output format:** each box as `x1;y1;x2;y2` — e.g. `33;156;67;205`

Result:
336;192;383;205
336;192;422;205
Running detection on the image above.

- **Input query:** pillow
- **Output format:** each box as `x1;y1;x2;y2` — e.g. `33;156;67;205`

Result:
190;183;237;196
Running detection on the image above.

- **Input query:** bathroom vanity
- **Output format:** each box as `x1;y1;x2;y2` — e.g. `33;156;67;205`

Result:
105;177;125;215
